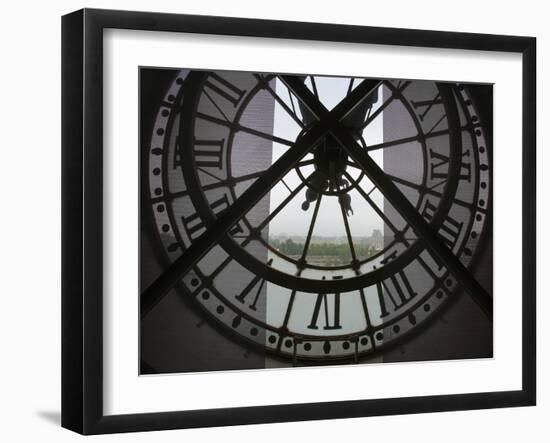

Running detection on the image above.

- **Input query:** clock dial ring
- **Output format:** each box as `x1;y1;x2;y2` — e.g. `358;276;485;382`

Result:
184;262;458;362
145;70;491;362
176;72;464;293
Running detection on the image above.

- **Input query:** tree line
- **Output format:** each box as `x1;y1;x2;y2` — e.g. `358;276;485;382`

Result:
270;238;377;262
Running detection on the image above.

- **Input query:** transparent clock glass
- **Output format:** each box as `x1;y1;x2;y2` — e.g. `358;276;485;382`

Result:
139;67;493;374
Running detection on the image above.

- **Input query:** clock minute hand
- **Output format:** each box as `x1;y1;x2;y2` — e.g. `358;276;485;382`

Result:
283;78;493;320
141;77;381;318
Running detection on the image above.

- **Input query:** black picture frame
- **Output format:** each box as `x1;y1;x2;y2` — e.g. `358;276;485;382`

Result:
62;8;536;435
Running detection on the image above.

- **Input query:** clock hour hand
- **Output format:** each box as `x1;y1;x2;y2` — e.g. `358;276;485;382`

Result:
292;76;374;214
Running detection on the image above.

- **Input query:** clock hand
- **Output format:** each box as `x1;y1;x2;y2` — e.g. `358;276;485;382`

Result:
335;180;358;271
283;77;492;320
141;77;381;317
301;170;325;211
287;76;375;217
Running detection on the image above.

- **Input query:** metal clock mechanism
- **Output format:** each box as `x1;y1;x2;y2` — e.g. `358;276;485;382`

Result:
142;69;492;365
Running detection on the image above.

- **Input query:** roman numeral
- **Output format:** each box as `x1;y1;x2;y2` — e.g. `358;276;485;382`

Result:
422;200;464;249
182;195;243;240
411;93;443;121
430;149;472;182
411;92;447;134
376;270;417;317
173;137;224;170
193;138;224;169
308;292;342;330
204;73;247;107
235;259;273;310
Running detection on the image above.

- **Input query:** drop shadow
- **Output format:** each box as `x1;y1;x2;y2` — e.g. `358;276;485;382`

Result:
36;410;61;426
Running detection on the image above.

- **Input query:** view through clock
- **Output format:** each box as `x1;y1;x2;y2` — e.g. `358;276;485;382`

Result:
139;67;493;373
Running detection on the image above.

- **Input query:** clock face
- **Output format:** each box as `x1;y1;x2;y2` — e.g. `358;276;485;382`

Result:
141;68;492;370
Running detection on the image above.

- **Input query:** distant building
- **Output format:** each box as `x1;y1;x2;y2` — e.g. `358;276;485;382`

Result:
371;229;383;250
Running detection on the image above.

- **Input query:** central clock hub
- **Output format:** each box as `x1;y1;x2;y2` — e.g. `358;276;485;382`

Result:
313;135;348;179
